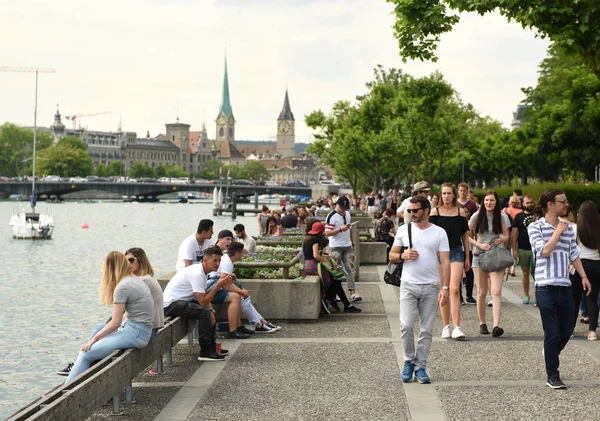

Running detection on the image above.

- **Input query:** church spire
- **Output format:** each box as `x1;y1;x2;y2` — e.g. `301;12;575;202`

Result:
219;56;233;119
278;89;294;121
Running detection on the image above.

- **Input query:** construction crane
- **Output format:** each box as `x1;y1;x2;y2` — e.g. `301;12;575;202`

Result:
1;66;56;209
64;111;112;129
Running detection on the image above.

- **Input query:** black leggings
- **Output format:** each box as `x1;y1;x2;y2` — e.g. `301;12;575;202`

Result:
325;279;351;307
462;251;474;299
570;273;584;330
583;259;600;331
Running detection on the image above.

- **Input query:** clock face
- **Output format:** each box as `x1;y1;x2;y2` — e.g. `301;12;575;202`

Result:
218;116;227;125
278;121;291;135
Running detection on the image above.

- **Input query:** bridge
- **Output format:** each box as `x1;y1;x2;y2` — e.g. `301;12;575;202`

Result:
0;181;315;201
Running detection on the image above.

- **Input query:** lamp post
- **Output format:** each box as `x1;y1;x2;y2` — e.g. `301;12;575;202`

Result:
461;140;465;183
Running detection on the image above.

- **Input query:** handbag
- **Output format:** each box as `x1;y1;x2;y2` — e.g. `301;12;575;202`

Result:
479;240;514;273
384;223;412;287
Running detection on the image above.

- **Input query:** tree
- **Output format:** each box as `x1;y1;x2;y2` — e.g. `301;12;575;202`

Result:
129;162;152;179
306;66;478;193
240;160;270;181
0;123;54;176
199;159;223;180
96;163;108;177
521;47;600;181
107;160;125;176
36;143;93;177
57;136;87;151
386;0;600;78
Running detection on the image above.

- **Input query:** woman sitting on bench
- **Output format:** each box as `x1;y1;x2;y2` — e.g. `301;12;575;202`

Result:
65;251;154;383
125;247;164;338
303;221;361;313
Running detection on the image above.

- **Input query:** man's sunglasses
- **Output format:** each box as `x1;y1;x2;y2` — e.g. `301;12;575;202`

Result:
406;208;423;214
128;257;137;263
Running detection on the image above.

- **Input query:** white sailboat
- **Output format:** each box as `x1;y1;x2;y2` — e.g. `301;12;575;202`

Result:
8;67;55;239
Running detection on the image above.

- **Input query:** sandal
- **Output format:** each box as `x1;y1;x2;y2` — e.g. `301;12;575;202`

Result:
588;333;598;341
581;317;590;324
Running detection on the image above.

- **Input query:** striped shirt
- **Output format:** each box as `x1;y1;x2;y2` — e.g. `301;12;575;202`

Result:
527;217;581;287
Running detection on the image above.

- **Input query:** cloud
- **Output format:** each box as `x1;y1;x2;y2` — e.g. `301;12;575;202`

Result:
0;0;549;142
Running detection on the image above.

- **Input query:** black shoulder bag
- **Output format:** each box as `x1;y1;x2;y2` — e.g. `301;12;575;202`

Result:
384;223;412;287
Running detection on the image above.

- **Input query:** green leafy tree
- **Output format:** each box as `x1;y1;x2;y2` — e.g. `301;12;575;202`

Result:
0;123;54;176
199;159;223;180
386;0;600;78
521;47;600;181
57;136;86;150
155;165;167;178
36;143;93;177
96;163;108;177
163;164;189;178
130;162;151;179
107;160;125;176
240;160;270;181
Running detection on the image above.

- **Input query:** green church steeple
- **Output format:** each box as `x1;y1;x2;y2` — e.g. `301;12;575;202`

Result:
219;56;233;119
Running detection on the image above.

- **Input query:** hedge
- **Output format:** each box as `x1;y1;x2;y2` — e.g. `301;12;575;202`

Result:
473;183;600;211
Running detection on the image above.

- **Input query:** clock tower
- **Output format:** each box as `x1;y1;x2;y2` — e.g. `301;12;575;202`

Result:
276;89;295;157
216;56;235;144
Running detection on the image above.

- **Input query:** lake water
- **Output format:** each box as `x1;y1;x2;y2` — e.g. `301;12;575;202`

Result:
0;200;262;420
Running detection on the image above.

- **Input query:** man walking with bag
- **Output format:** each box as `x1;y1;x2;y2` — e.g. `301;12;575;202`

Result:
389;196;451;384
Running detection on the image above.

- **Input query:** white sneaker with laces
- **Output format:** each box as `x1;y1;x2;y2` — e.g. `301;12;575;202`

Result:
451;326;466;340
487;299;493;307
441;325;451;339
350;293;362;302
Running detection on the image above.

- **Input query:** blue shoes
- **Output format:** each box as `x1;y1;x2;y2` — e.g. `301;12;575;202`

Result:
414;368;431;384
401;361;415;383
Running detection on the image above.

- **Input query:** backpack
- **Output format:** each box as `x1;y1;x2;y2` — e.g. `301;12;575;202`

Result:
375;217;391;241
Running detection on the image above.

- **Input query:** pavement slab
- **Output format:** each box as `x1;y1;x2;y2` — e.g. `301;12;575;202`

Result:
435;384;600;421
85;387;179;421
134;343;203;384
241;314;391;338
428;339;600;382
188;342;410;421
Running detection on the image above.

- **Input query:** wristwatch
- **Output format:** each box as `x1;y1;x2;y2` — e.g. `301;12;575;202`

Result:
442;286;450;291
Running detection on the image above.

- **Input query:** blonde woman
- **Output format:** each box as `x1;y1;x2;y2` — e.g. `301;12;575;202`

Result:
125;247;164;338
65;251;154;382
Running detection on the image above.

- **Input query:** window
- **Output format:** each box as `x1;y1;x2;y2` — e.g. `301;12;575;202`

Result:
219;127;224;137
229;128;233;137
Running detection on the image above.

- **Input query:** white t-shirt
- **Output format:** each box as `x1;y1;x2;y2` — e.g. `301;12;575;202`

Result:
393;223;450;284
239;235;256;253
209;254;234;279
325;210;352;248
572;225;600;261
163;263;209;307
175;234;214;271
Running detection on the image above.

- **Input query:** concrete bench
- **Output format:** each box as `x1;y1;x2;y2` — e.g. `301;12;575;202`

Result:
7;317;189;421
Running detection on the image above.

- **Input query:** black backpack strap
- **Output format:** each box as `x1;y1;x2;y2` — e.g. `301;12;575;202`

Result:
408;223;412;248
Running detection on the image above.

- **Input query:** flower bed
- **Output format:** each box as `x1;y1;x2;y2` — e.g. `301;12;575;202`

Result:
235;245;303;279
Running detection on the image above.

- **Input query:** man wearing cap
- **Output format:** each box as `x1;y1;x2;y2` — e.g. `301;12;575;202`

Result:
398;181;433;224
325;195;361;302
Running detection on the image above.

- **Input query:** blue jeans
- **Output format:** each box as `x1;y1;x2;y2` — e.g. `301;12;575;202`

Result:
536;285;574;379
66;320;152;383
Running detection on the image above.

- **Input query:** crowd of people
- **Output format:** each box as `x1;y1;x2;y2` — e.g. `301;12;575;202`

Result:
384;181;598;390
59;181;599;393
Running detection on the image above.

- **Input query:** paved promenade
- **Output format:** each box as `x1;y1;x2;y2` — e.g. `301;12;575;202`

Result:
87;266;600;421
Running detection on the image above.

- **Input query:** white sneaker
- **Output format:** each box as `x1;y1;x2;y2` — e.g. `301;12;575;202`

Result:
451;326;466;340
441;325;451;339
349;293;362;302
487;299;493;307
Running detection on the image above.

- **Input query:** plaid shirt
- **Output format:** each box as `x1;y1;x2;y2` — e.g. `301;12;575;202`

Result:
527;218;581;287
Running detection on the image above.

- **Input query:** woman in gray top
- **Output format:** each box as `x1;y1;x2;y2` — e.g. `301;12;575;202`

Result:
125;247;164;336
65;251;154;382
469;190;510;338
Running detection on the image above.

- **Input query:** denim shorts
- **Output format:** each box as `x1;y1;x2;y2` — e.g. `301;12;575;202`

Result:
449;246;465;264
211;289;230;305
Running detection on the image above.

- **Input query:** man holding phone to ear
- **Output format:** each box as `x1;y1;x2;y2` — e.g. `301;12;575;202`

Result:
325;196;361;302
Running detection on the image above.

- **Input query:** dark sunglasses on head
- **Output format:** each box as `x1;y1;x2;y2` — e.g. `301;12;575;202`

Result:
407;208;423;214
128;257;137;263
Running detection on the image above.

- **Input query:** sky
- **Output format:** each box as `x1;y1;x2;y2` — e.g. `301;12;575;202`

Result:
0;0;550;142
